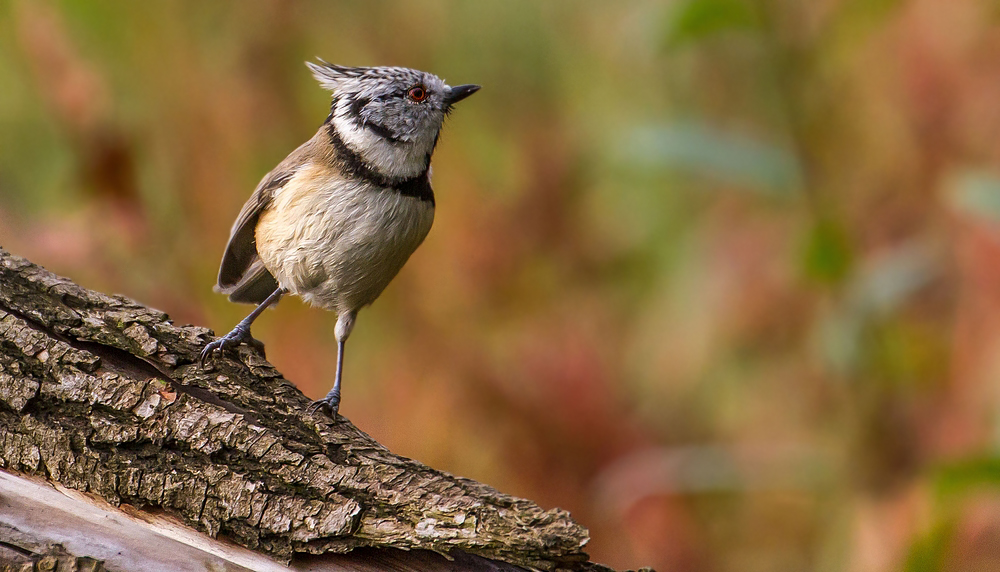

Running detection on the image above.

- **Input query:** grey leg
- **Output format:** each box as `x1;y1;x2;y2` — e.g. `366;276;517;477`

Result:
308;311;356;420
200;287;285;367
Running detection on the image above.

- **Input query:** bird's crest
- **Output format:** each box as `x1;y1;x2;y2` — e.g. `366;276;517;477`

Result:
306;59;368;92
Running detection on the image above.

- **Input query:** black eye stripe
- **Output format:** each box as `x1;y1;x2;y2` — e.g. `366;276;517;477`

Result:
350;89;429;103
350;96;370;117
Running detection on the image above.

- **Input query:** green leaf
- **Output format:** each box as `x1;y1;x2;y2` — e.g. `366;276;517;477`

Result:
802;219;853;284
902;520;954;572
933;457;1000;498
665;0;759;48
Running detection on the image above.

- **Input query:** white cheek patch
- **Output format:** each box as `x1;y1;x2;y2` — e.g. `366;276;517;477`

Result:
332;107;435;180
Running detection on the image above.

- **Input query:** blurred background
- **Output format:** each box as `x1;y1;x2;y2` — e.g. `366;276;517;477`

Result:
4;0;1000;570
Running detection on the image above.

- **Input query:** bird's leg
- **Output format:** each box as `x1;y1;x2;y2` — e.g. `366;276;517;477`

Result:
308;311;356;420
200;287;285;367
308;339;345;416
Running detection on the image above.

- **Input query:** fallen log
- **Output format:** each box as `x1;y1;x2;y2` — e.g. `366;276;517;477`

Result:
0;247;615;572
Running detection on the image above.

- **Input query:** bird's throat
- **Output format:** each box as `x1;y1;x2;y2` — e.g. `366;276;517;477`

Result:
325;121;435;204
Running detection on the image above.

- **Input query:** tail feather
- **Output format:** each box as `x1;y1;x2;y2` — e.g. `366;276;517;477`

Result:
216;260;280;305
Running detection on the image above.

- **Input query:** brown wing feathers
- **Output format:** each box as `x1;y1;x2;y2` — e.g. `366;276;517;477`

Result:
215;170;295;304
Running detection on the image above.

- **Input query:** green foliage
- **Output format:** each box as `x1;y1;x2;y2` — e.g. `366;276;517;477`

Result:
903;520;954;572
933;457;1000;499
665;0;759;48
802;218;853;285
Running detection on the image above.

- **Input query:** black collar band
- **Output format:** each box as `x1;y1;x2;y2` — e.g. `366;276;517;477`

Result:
326;121;435;205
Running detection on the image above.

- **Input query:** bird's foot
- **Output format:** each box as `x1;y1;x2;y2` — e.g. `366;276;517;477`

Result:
199;324;265;367
306;390;341;421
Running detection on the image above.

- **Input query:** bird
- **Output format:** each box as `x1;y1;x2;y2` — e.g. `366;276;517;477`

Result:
200;60;480;419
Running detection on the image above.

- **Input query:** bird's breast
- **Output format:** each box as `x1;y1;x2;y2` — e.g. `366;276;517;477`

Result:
255;164;435;312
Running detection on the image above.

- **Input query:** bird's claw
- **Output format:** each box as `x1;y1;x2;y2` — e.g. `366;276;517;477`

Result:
307;392;341;421
199;324;261;368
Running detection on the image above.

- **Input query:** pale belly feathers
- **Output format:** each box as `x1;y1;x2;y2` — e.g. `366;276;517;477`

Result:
255;165;434;313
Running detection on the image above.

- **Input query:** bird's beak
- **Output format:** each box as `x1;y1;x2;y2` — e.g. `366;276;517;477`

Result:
444;84;481;107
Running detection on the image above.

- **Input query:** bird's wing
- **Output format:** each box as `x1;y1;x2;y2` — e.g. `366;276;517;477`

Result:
215;141;315;303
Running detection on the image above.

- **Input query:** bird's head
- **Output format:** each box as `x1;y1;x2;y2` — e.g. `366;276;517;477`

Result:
308;60;480;179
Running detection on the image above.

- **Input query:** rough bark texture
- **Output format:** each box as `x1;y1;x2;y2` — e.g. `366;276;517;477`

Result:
0;247;596;571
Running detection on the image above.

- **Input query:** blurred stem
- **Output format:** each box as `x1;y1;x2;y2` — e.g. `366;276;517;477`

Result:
752;0;822;209
752;0;857;290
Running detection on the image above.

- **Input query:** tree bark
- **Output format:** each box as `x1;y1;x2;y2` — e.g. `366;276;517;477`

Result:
0;247;606;572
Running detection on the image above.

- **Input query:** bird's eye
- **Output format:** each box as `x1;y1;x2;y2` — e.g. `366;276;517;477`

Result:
407;86;428;102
